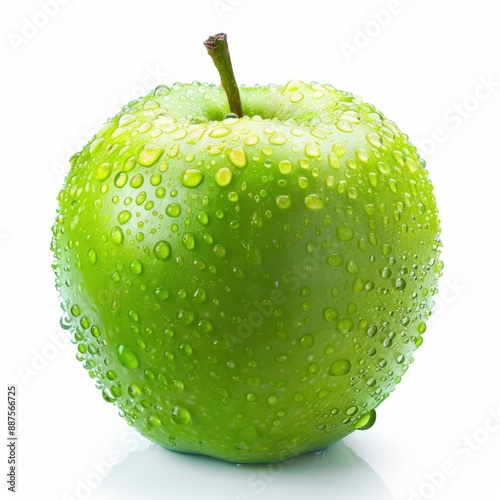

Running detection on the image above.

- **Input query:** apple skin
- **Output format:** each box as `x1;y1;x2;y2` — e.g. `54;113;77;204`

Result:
52;80;441;463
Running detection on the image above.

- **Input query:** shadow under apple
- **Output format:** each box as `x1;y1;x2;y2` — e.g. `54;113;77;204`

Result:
91;440;394;500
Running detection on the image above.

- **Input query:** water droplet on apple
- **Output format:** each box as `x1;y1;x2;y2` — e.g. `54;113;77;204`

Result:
346;261;360;275
130;173;144;188
276;195;291;209
336;223;354;241
278;160;292;174
355;409;376;430
166;203;181;218
366;132;382;148
176;310;194;326
337;318;354;333
181;169;204;187
172;405;190;425
87;248;97;264
215;167;233;187
138;144;165;166
197;319;213;333
329;359;352;376
308;363;319;374
346;406;358;416
182;233;196;250
114;172;128;188
299;334;315;349
336;120;353;133
127;383;141;397
290;91;304;103
110;226;124;245
147;415;162;428
263;394;277;406
95;163;111;181
323;307;339;322
90;325;101;338
127;309;139;322
396;278;406;290
196;212;209;225
269;132;286;145
193;288;207;302
305;141;320;158
129;259;143;275
381;267;392;278
227;147;247;168
118;210;131;225
70;304;81;317
117;344;139;369
304;194;323;210
153;241;171;260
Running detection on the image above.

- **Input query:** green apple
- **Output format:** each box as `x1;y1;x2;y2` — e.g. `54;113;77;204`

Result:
52;33;442;463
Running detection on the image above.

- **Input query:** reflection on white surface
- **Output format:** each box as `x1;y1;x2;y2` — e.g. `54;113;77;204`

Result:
92;441;393;500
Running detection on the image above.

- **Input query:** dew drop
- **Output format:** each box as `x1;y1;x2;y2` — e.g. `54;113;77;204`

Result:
381;267;392;279
130;173;144;188
166;203;181;217
215;167;233;187
299;334;315;349
127;383;141;397
270;132;286;145
327;253;343;266
153;241;171;260
305;141;320;158
267;395;278;405
304;194;323;210
337;223;354;241
181;169;204;188
278;160;292;174
111;226;124;245
172;405;190;425
366;132;382;148
117;345;139;369
228;147;247;168
276;195;291;209
395;278;406;290
114;172;128;188
118;210;132;225
329;359;352;376
337;318;354;333
95;163;111;180
178;341;193;355
182;233;196;250
90;325;101;338
176;310;194;326
323;307;339;322
129;259;143;275
355;409;377;430
87;248;97;264
138;144;165;166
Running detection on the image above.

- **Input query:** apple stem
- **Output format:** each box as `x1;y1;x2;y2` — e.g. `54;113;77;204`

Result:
204;33;244;118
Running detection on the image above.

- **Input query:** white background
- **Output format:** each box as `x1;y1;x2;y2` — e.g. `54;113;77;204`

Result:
2;1;499;499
